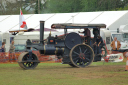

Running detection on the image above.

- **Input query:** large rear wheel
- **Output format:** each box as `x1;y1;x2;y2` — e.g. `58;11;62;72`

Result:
69;44;94;68
68;64;77;67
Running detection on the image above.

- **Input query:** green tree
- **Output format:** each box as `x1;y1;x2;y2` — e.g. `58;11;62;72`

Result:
81;0;128;12
81;0;119;11
35;0;42;14
43;0;83;13
0;0;37;15
43;0;128;13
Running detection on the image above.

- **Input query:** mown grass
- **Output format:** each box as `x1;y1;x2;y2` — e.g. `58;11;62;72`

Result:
0;62;127;85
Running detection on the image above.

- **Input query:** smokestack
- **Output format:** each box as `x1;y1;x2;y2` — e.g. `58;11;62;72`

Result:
40;21;44;44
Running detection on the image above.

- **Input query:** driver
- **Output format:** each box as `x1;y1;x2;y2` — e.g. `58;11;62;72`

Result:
79;28;91;45
93;28;100;42
93;36;103;54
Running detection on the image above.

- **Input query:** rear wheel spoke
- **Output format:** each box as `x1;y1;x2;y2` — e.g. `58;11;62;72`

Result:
85;54;90;57
79;46;82;53
84;49;87;54
75;60;79;64
73;57;79;61
73;51;79;55
84;52;90;55
86;58;90;61
79;59;82;65
82;61;84;65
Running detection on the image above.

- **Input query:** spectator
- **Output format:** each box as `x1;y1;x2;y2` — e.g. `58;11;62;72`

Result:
0;42;6;62
111;37;121;51
79;28;91;45
9;41;16;63
33;41;36;44
1;42;5;52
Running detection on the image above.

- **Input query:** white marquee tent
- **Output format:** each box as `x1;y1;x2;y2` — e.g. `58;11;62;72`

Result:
0;10;128;33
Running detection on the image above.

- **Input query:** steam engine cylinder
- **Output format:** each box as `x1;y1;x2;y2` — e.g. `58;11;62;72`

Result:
39;45;64;55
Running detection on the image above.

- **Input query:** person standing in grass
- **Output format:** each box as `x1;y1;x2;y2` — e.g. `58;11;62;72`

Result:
111;37;121;51
0;42;6;62
9;41;16;63
1;42;5;52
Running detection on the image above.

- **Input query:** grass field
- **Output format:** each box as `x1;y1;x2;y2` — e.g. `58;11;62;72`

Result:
0;62;128;85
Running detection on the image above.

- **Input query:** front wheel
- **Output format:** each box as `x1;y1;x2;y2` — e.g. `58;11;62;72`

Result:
18;52;39;69
69;44;94;68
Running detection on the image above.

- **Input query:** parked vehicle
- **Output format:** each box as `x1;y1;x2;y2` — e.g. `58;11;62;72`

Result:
0;32;12;52
14;44;37;52
110;25;128;52
14;44;26;52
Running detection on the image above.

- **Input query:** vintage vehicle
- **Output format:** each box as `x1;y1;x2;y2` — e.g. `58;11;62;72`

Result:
18;21;108;69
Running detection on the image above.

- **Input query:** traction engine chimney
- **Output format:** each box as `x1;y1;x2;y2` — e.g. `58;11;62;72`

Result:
40;21;44;45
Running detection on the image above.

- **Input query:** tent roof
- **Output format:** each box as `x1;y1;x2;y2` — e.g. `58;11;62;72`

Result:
0;11;128;32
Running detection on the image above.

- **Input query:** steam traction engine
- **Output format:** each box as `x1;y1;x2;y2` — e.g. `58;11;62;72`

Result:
18;21;106;69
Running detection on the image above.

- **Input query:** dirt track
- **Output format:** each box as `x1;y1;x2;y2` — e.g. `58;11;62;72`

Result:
36;63;127;80
75;65;125;79
0;63;128;85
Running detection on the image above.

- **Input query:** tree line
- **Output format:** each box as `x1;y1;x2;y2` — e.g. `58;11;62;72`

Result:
0;0;128;15
43;0;128;13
